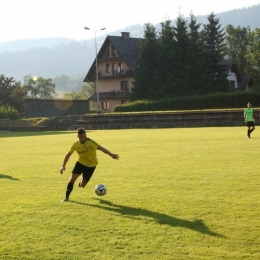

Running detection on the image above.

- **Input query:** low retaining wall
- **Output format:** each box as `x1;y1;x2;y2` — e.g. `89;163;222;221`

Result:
1;110;256;131
47;110;252;130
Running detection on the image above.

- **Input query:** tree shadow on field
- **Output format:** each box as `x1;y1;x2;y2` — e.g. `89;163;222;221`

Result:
0;173;20;181
71;199;226;238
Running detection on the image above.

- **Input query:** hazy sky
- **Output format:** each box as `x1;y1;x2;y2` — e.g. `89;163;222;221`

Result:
1;0;259;43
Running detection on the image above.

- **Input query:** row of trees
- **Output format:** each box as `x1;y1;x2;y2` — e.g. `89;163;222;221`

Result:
52;73;92;92
23;75;94;99
0;74;58;116
23;75;56;98
0;75;27;114
225;25;260;85
131;12;260;101
0;74;94;116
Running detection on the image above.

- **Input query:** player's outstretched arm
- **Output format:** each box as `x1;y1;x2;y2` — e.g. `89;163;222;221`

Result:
60;152;72;174
97;146;119;160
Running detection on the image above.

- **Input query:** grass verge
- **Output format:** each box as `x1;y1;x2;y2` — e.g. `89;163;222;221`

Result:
0;128;259;259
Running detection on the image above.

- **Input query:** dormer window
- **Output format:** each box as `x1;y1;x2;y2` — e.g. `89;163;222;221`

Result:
111;45;116;57
118;62;122;72
104;48;110;58
106;64;110;73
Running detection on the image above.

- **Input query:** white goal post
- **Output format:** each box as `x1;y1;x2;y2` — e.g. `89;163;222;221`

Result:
0;118;11;132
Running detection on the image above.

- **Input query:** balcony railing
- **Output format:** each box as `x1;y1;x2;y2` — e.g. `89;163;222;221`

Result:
110;89;130;97
102;52;121;59
98;69;129;78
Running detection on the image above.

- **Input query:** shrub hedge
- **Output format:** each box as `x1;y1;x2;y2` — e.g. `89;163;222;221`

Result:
0;106;23;120
113;91;260;112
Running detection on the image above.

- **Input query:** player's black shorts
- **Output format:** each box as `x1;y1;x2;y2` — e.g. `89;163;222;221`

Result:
247;121;255;127
72;161;96;182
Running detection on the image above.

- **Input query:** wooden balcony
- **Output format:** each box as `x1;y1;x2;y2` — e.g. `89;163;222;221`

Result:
110;89;130;97
98;69;132;78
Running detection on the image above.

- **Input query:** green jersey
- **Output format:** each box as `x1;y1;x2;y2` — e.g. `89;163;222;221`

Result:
244;108;254;122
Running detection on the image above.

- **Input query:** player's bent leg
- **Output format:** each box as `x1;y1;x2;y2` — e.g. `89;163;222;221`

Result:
69;173;81;183
61;174;81;201
80;166;96;188
81;179;89;188
247;128;251;138
249;126;255;135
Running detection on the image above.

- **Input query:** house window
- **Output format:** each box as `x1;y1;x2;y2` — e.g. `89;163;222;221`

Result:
102;101;109;110
104;48;110;58
121;81;128;91
111;45;116;57
112;63;116;76
106;64;110;73
118;62;122;72
120;81;128;96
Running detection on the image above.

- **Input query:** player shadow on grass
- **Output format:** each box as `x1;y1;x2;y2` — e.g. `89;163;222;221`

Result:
71;199;226;238
0;173;20;181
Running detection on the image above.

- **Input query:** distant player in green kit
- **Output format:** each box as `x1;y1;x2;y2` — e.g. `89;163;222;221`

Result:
244;102;255;138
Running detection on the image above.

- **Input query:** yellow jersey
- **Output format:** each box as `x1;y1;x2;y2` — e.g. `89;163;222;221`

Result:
69;138;99;167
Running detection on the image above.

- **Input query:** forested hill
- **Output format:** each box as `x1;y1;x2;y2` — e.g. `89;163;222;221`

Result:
195;4;260;31
0;4;259;83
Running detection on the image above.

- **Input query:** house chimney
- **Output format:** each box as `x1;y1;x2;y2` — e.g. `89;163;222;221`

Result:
121;32;130;39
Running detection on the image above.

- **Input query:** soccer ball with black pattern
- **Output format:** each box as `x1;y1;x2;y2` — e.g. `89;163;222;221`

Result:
95;184;107;196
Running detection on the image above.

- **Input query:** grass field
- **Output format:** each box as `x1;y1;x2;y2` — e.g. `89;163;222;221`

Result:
0;127;259;260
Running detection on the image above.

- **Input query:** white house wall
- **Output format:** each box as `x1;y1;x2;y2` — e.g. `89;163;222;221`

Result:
98;77;134;92
227;71;238;88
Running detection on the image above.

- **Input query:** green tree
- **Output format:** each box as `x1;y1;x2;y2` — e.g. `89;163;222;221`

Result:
153;19;176;99
23;75;56;98
201;12;229;92
225;25;250;74
63;83;94;99
52;74;71;90
245;28;260;86
131;23;159;100
169;14;193;96
187;12;209;94
0;74;27;113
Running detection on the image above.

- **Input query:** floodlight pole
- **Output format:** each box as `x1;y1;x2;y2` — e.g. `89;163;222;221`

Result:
84;26;106;114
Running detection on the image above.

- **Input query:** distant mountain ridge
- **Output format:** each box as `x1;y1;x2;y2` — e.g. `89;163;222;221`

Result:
0;25;144;54
0;38;73;53
0;4;259;83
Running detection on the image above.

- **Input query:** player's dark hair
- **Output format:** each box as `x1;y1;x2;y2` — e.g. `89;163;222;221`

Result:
77;128;86;135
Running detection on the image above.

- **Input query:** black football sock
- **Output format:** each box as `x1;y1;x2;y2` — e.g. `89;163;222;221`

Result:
250;129;254;133
66;182;74;199
248;129;250;136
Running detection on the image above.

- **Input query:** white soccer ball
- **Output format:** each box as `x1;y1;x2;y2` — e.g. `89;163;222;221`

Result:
95;184;107;196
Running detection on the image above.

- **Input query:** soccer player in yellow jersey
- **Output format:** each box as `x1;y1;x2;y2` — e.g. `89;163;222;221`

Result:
60;128;119;202
244;102;255;138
